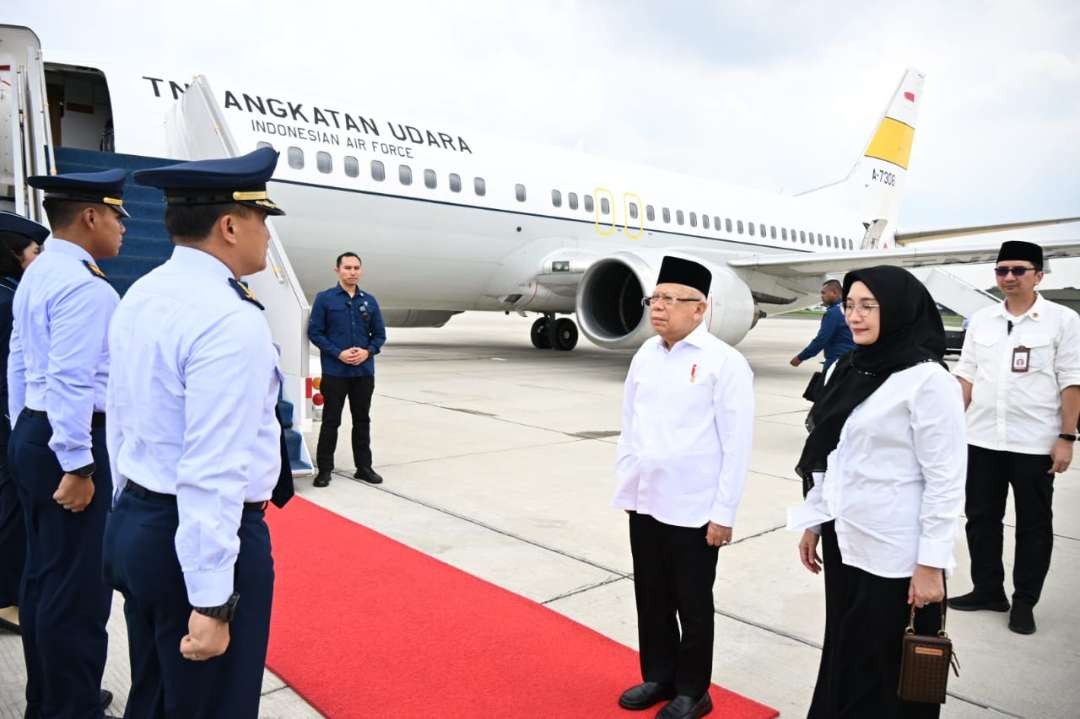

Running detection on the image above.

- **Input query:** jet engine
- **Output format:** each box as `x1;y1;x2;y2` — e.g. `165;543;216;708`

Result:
575;251;758;350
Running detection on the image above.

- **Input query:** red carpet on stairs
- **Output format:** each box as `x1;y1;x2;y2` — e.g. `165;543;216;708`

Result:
266;498;779;718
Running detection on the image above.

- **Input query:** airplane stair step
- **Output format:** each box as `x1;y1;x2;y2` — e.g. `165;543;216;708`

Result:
54;147;177;297
53;146;311;474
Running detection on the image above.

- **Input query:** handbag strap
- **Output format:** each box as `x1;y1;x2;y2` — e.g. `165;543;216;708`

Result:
905;570;948;637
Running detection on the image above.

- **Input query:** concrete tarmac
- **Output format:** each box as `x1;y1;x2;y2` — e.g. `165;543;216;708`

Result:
2;313;1077;717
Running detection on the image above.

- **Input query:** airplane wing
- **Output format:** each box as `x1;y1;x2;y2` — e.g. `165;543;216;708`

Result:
727;239;1080;278
895;216;1080;245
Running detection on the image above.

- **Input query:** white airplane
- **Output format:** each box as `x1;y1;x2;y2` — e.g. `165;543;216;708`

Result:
2;22;1078;361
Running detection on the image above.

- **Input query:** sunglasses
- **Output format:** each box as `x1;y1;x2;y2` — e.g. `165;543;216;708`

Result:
994;266;1038;277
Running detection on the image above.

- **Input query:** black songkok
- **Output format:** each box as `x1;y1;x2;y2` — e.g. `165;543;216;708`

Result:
656;256;711;296
997;241;1043;270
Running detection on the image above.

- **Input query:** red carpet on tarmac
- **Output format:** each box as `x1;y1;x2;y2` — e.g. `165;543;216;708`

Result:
266;498;779;719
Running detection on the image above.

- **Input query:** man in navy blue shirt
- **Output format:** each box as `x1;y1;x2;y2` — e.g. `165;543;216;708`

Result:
790;279;855;374
308;252;387;487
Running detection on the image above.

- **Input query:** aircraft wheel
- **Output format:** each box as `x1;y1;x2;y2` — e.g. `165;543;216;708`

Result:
551;318;579;351
530;317;552;349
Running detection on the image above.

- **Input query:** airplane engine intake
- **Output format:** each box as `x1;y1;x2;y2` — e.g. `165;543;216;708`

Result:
575;252;757;350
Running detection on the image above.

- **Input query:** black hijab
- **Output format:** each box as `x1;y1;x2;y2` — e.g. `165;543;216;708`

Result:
795;265;946;495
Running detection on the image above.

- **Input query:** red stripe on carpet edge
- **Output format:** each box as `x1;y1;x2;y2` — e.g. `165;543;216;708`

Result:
265;497;779;718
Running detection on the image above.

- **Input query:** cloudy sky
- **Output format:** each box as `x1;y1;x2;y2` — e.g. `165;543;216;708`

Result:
8;0;1080;247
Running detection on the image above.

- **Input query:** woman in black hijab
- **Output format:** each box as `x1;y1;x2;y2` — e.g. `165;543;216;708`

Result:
788;266;967;718
0;214;45;634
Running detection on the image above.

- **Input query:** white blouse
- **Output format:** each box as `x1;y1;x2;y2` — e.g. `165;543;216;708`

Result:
787;362;967;578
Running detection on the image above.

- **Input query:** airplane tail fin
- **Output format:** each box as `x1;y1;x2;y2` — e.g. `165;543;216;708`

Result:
798;68;925;249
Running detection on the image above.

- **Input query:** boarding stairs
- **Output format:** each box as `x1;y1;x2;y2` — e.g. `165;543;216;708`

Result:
1;46;312;474
909;267;998;318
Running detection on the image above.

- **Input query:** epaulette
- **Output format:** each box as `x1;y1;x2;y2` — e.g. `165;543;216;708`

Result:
82;260;109;280
228;278;265;310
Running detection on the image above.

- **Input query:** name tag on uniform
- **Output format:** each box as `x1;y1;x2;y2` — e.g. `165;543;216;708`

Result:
1012;346;1031;372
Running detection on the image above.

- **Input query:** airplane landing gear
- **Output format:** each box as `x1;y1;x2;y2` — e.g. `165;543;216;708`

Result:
530;315;578;351
530;317;552;349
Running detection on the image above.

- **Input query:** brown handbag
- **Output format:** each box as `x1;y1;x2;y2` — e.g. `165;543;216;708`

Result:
897;598;960;704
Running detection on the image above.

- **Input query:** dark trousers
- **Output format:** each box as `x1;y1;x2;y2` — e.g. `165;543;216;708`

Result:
628;511;719;698
10;411;112;719
316;374;374;471
964;445;1054;606
809;522;941;719
103;490;274;719
0;414;25;607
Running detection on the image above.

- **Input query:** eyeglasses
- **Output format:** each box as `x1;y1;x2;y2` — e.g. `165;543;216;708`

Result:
994;266;1037;277
843;302;880;316
641;294;704;308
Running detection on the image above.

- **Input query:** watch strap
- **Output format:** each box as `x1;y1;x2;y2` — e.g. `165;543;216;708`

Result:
1059;433;1078;442
193;592;240;622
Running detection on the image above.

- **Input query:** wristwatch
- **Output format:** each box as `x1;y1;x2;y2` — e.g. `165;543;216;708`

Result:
70;462;96;478
1060;433;1078;442
193;592;240;622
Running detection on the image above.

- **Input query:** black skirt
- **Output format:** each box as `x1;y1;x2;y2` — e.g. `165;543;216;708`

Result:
809;522;943;719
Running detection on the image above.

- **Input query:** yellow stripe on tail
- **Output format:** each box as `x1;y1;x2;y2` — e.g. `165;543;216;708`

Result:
865;117;915;170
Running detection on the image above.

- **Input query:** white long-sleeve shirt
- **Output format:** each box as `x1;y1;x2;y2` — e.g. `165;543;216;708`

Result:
106;246;281;606
613;322;754;528
954;294;1080;455
7;238;118;470
787;362;967;577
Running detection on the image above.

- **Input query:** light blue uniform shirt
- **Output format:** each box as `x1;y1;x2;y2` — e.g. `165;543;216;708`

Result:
7;238;118;470
106;246;281;606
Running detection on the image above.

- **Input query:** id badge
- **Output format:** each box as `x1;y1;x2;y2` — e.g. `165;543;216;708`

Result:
1011;346;1031;373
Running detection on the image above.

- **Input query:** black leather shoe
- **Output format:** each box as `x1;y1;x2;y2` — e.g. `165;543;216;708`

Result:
354;467;384;484
948;591;1009;612
657;693;712;719
0;606;20;634
313;471;332;488
1008;602;1036;634
618;682;676;710
101;689;113;709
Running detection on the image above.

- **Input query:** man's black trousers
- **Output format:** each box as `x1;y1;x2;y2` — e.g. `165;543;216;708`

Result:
628;511;718;698
316;375;374;472
964;444;1055;606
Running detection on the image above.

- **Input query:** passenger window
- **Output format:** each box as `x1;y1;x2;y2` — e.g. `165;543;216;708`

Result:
737;220;744;234
399;164;413;185
370;160;385;181
770;226;777;239
600;196;610;214
474;177;486;196
449;173;462;192
713;216;721;230
316;151;332;174
781;228;788;241
424;169;437;189
646;205;655;221
702;214;710;230
628;202;638;219
552;189;562;207
676;210;684;225
817;233;823;245
689;212;697;227
662;208;671;223
759;224;766;237
726;218;733;232
516;183;526;202
256;141;274;150
749;222;756;236
344;156;359;178
287;147;304;169
584;195;594;212
568;192;579;210
800;230;807;243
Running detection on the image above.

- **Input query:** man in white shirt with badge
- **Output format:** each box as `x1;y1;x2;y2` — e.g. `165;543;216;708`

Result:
950;240;1080;635
613;256;754;719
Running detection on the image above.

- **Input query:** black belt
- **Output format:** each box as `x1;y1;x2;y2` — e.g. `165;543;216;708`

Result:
23;407;106;428
124;480;268;512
